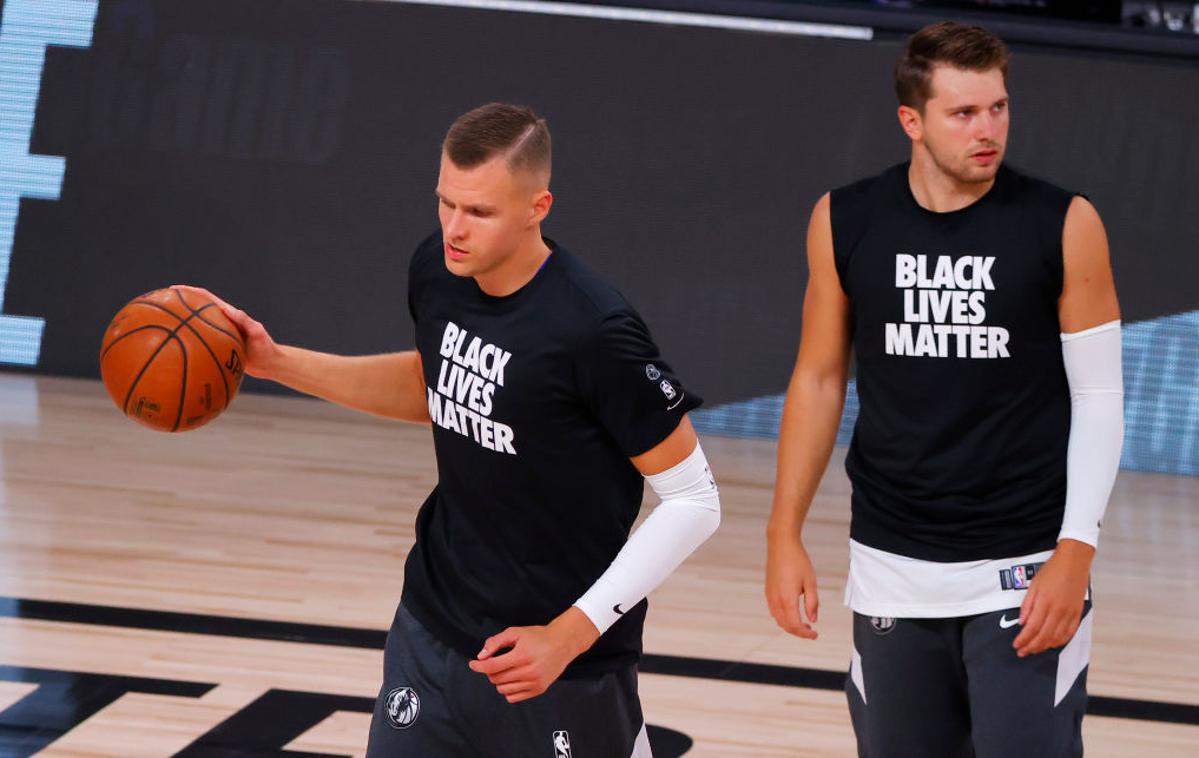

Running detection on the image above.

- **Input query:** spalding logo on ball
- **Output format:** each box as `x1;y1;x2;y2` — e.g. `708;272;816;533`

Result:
100;287;245;432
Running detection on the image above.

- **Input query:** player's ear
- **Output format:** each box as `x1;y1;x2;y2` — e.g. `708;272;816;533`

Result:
528;189;553;227
898;104;923;141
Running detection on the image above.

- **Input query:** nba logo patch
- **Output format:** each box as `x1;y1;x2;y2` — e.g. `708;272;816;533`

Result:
659;379;677;400
1012;565;1028;589
385;687;420;730
553;730;572;758
999;562;1045;591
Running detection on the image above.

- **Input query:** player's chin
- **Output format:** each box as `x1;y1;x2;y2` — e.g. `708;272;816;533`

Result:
442;256;475;278
960;157;1002;182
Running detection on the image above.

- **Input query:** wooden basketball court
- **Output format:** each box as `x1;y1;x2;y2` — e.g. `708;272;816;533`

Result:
1;374;1196;756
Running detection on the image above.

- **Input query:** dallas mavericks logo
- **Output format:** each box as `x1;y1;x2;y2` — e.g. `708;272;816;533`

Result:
385;686;420;729
553;730;573;757
870;617;896;635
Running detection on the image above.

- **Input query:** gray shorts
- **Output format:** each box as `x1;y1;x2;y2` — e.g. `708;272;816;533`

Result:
366;603;652;757
847;602;1092;758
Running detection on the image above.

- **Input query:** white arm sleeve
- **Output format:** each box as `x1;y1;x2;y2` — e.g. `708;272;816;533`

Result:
573;442;721;634
1058;320;1124;547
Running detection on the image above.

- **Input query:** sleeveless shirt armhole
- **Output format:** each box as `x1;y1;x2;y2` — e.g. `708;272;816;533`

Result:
830;168;895;299
828;190;855;298
1049;189;1085;297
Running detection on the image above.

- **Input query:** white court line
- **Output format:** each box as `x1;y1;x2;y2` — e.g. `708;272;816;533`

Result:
368;0;874;40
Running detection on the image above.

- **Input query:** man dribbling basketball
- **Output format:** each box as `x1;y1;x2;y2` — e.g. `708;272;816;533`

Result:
186;103;720;756
765;22;1123;757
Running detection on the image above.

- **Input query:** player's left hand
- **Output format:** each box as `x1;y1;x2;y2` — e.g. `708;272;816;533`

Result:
468;607;600;704
1013;539;1094;657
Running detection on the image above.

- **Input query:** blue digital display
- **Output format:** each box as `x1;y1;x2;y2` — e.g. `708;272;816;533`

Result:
1120;311;1199;475
693;312;1199;476
0;0;98;365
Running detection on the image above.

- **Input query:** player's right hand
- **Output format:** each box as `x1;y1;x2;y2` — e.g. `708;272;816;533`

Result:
765;526;820;640
171;285;280;380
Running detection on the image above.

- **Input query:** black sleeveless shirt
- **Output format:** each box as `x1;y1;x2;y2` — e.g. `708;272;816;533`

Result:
831;163;1076;562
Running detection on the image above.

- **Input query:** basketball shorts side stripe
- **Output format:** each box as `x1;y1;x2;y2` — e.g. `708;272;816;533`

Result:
630;722;653;757
850;645;867;704
1055;608;1093;706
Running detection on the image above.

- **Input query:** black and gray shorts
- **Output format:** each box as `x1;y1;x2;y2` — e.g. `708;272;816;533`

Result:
846;602;1092;758
366;603;652;757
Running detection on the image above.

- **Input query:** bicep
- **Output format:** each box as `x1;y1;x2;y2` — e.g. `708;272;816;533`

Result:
793;194;852;386
407;350;429;417
385;349;429;423
411;350;427;393
631;415;698;477
577;309;699;459
1059;196;1120;333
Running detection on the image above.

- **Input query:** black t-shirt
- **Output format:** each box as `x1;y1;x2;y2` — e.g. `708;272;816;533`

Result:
400;232;701;677
831;163;1075;562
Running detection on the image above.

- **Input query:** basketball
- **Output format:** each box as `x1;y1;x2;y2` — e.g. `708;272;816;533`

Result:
99;287;246;432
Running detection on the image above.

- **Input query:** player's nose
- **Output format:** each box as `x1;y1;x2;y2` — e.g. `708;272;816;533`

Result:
445;209;468;241
974;110;999;141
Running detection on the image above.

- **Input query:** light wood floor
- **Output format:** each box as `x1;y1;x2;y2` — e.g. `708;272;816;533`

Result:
1;374;1196;756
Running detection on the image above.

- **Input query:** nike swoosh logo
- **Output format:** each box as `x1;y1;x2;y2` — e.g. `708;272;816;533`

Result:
613;604;625;616
999;615;1020;629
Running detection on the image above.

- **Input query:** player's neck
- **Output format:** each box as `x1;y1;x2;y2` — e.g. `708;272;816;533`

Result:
474;232;552;298
908;150;996;213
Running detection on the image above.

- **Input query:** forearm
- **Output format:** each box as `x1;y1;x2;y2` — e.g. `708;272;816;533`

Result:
1058;321;1124;547
573;444;721;635
263;346;430;422
768;373;847;537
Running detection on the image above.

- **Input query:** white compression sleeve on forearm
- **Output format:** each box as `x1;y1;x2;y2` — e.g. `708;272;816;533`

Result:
1058;320;1124;547
573;443;721;634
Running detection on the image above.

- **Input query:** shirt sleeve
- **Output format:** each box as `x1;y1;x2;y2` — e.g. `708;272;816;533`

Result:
575;308;702;457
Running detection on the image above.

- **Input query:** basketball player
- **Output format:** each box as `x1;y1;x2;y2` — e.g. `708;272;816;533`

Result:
183;103;720;756
764;22;1123;756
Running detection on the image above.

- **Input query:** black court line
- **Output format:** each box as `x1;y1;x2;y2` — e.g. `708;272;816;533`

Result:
2;597;1196;727
0;597;386;649
0;665;216;756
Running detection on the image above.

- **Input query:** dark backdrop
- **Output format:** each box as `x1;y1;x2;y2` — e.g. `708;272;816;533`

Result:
8;0;1199;405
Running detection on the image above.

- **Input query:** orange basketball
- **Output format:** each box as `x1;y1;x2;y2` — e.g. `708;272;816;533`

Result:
100;287;246;432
